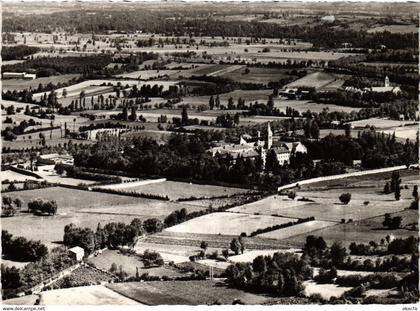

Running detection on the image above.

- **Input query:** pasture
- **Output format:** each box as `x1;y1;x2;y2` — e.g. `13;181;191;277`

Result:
116;180;249;200
106;280;270;305
164;212;298;236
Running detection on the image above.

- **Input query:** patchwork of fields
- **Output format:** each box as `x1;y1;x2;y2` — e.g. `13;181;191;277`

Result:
2;186;208;248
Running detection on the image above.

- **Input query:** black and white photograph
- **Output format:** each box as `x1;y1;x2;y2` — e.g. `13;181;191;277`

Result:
1;0;419;307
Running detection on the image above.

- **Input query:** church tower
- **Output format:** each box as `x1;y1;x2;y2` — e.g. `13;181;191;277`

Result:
385;76;390;87
267;122;273;150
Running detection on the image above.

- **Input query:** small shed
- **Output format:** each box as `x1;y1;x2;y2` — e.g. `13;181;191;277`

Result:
69;246;85;261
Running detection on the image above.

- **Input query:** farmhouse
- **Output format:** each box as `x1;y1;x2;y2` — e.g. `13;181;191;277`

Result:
69;246;85;261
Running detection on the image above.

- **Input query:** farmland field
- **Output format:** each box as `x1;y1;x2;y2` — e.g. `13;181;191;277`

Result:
367;24;418;33
282;203;418;248
141;230;289;251
31;79;177;100
257;220;337;240
165;212;298;235
349;118;417;129
277;194;411;222
1;170;40;182
381;124;419;141
228;194;312;215
285;72;341;90
115;180;249;200
2;74;80;92
106;280;270;305
88;249;184;277
39;285;139;305
229;249;301;263
2;295;39;305
273;99;361;113
220;66;295;84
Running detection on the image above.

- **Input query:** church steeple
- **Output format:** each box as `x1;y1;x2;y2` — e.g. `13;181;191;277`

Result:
267;122;273;149
385;76;390;87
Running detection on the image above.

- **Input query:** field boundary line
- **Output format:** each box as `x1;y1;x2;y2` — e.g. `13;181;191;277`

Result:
95;178;167;190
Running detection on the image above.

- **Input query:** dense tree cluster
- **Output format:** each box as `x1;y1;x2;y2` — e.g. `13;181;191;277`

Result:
28;199;58;215
304;130;418;168
2;230;48;262
1;45;39;61
2;55;113;77
142;250;164;267
225;252;312;296
1;196;23;217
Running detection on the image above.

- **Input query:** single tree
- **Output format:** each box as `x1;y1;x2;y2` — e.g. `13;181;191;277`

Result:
339;193;351;205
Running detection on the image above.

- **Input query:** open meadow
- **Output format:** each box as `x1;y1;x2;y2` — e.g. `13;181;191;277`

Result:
165;212;298;236
113;180;250;200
